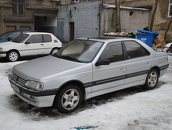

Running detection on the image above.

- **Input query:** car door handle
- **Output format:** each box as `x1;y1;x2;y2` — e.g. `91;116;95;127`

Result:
120;68;125;72
147;62;151;65
41;44;44;45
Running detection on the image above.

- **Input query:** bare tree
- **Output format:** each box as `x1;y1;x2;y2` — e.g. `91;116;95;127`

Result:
116;0;121;32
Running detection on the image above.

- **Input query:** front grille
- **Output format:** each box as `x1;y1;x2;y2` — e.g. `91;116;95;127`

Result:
11;73;27;86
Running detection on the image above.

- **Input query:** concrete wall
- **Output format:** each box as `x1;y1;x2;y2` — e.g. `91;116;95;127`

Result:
100;6;149;35
104;0;172;41
57;1;101;42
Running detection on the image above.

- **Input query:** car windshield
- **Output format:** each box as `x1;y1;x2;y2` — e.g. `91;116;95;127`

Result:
12;34;29;43
54;39;104;63
0;32;11;40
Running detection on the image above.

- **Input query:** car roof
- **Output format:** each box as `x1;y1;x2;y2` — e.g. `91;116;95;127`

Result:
3;30;35;33
77;36;135;42
25;32;52;35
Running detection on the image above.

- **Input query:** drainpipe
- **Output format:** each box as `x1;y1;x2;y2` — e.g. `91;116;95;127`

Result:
150;0;158;31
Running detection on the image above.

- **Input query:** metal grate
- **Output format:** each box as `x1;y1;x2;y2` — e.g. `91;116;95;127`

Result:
11;73;27;86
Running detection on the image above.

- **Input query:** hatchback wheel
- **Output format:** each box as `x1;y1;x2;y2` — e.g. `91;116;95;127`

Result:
143;69;159;90
51;48;59;55
54;85;82;113
7;51;19;62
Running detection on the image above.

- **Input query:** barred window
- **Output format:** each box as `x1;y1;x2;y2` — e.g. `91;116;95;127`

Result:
12;0;24;15
168;0;172;17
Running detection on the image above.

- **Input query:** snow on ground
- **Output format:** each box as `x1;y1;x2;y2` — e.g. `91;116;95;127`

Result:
0;56;172;130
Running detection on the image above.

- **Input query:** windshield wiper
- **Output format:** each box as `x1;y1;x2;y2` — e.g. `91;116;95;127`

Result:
62;56;84;62
53;54;82;62
62;56;81;62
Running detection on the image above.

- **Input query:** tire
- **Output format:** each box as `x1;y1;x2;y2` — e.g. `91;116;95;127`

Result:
50;48;59;55
6;50;19;62
143;69;159;90
54;85;82;113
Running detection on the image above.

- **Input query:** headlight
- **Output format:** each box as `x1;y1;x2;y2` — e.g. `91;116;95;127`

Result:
25;81;44;90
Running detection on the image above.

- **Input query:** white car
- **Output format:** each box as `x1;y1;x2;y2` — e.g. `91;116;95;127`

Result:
8;37;169;113
0;32;62;61
163;43;172;52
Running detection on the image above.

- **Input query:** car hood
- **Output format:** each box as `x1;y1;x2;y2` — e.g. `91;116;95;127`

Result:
12;56;90;81
0;41;17;46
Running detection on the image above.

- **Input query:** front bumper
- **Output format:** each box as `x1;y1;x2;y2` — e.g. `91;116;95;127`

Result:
8;75;58;107
0;51;7;57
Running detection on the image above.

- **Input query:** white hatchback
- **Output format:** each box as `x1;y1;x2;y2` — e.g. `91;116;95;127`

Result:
0;32;62;61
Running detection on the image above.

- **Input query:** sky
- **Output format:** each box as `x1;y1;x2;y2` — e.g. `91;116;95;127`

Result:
0;55;172;130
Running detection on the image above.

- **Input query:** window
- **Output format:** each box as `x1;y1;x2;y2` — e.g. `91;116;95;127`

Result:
56;39;103;63
102;42;123;63
9;31;21;40
20;26;31;30
168;0;172;17
26;35;43;43
124;41;150;59
43;35;52;42
71;0;90;3
12;0;24;15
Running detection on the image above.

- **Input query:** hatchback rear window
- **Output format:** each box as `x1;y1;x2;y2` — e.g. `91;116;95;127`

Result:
43;34;52;42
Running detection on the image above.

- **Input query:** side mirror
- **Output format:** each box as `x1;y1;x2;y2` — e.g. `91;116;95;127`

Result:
95;59;110;66
25;41;30;44
7;37;12;41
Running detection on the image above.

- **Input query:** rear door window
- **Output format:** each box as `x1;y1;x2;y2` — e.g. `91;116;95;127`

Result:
124;41;150;59
43;34;52;42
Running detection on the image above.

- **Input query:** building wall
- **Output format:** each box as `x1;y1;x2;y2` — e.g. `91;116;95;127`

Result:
57;1;101;42
100;6;149;35
0;0;59;35
103;0;172;41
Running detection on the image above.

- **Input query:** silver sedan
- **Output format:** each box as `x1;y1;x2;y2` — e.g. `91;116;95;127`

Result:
8;37;169;113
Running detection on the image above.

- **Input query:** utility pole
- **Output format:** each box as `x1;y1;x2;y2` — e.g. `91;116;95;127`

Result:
116;0;121;32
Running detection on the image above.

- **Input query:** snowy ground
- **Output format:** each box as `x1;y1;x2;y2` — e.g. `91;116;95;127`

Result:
0;55;172;130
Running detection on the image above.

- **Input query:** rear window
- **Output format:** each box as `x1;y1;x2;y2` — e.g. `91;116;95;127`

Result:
43;34;52;42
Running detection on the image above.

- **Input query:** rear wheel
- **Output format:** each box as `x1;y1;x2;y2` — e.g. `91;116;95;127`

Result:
143;69;159;90
54;85;82;113
50;48;59;55
6;50;19;62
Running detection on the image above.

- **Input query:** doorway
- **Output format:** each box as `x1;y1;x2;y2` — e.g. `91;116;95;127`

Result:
69;22;74;41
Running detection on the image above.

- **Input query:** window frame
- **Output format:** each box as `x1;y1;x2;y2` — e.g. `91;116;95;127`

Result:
100;42;124;63
168;0;172;17
43;34;52;43
26;34;43;44
12;0;24;16
123;40;150;60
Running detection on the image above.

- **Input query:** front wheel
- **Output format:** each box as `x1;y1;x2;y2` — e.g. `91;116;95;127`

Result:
54;85;82;113
6;51;19;62
143;69;159;90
